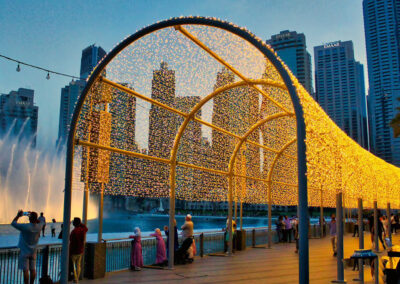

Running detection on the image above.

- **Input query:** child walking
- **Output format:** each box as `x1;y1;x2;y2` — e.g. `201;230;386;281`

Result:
129;227;143;271
151;228;167;266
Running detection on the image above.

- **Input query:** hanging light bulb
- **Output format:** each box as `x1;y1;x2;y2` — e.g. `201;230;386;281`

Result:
16;63;21;72
46;72;50;80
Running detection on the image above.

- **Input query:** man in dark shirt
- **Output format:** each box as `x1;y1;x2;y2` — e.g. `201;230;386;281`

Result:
69;217;88;283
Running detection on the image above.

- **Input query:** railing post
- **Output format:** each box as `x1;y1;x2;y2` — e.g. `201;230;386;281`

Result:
333;192;345;283
200;233;204;258
373;201;379;284
252;229;256;247
357;198;364;282
41;246;49;279
387;202;391;242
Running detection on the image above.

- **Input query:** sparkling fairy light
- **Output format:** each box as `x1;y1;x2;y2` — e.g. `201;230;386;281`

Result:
70;17;400;209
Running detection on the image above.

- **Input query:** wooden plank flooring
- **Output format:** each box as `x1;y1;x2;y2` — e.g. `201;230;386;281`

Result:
82;232;398;283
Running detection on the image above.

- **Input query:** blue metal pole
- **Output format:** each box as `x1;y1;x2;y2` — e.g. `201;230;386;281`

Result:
373;201;379;284
387;203;391;242
358;198;364;282
333;192;346;283
60;141;74;284
297;114;309;284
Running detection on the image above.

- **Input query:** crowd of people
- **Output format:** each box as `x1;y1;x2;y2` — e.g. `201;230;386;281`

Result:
275;215;299;244
12;208;399;283
129;214;196;271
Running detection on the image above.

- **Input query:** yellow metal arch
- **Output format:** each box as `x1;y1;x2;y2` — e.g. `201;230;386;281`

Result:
265;138;297;247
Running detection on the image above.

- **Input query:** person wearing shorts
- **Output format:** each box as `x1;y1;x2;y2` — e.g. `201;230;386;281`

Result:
11;210;44;284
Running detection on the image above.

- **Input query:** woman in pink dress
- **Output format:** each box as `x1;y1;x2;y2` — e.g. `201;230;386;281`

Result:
129;227;143;271
150;228;167;266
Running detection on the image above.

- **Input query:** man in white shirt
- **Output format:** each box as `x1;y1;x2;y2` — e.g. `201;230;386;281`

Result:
38;212;46;237
11;210;44;284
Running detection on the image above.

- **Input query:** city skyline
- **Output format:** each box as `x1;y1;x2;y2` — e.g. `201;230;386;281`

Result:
0;1;368;149
363;0;400;166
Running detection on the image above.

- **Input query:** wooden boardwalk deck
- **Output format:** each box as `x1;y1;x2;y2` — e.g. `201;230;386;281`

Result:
82;233;398;283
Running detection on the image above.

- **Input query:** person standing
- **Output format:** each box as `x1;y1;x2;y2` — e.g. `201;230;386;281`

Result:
391;213;396;234
129;227;143;271
38;212;46;237
150;228;167;266
329;215;337;256
181;214;194;244
395;214;400;234
352;215;359;237
291;216;299;253
382;215;389;237
69;217;88;283
51;219;56;238
164;219;179;257
284;216;292;243
11;210;44;284
276;216;284;242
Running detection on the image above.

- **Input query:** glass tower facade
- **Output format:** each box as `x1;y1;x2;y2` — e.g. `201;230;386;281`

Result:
266;30;313;95
80;44;107;79
314;41;368;149
363;0;400;165
57;44;106;146
0;88;38;147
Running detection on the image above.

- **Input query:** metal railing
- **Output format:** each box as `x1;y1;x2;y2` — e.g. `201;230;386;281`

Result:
0;244;62;284
0;225;329;283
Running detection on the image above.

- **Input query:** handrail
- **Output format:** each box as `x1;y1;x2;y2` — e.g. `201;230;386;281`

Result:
102;226;271;242
0;242;62;250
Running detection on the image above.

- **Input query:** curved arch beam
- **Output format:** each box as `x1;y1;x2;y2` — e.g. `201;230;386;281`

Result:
169;81;291;261
227;112;293;176
226;112;293;252
175;25;293;114
266;138;297;248
61;17;308;283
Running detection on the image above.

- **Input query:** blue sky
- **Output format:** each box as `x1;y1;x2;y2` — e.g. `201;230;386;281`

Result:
0;0;367;148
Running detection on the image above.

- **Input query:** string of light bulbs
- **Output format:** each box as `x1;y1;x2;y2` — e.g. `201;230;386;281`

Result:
0;54;84;80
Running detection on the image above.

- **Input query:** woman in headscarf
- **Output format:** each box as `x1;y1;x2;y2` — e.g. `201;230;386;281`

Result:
129;227;143;270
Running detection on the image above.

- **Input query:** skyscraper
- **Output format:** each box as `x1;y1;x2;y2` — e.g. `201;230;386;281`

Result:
57;80;86;145
266;30;313;95
174;96;202;197
0;88;38;146
80;44;107;79
363;0;400;165
314;41;368;149
212;68;260;178
57;44;106;146
148;62;176;192
148;62;176;158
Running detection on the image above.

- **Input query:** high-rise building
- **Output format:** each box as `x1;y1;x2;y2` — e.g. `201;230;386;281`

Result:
107;83;138;193
363;0;400;165
314;41;368;149
266;30;313;95
57;80;86;145
148;62;176;192
174;96;202;198
149;62;176;158
80;44;107;79
212;68;260;181
0;88;38;146
57;44;105;146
